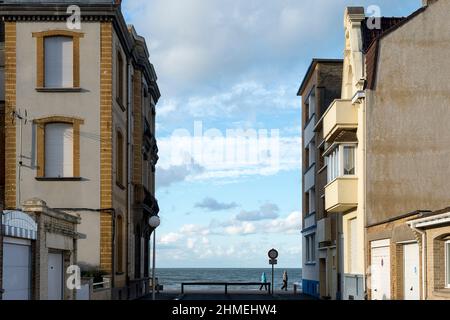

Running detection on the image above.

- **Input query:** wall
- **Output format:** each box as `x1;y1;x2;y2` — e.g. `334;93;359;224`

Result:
366;0;450;226
424;225;450;300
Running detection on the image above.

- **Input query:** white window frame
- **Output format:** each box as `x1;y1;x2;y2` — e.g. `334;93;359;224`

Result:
326;143;357;184
446;240;450;289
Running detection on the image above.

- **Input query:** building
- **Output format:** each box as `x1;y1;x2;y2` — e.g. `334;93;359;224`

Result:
320;0;450;300
408;208;450;300
298;59;343;299
0;0;160;300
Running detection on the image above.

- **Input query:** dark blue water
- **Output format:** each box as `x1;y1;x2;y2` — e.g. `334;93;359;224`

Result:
155;268;302;292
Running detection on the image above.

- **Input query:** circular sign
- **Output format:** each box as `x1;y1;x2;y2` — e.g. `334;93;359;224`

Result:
149;215;161;228
268;249;279;260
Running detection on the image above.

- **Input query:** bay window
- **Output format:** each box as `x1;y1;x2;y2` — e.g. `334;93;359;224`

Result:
326;144;356;183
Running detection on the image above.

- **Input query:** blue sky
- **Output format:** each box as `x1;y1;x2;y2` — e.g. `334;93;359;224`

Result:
122;0;422;268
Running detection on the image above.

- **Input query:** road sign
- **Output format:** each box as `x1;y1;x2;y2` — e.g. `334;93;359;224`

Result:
268;249;279;260
269;259;278;265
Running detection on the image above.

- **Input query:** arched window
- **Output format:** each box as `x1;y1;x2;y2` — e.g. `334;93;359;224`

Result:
32;30;84;89
116;215;124;274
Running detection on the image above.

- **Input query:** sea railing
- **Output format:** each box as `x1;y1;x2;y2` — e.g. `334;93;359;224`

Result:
181;282;272;295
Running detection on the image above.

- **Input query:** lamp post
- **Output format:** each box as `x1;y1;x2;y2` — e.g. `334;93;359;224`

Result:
149;215;161;301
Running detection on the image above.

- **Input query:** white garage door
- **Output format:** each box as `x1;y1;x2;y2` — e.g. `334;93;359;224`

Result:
2;238;32;300
371;240;391;300
404;243;420;300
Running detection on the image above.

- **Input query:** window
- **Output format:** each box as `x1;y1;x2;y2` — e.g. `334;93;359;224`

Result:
33;30;84;89
116;215;124;274
45;123;73;178
326;144;356;183
116;131;124;186
34;116;84;179
117;52;124;105
305;233;316;263
45;36;73;88
446;241;450;288
308;92;316;121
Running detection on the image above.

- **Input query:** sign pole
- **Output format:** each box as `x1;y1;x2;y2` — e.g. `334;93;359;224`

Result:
271;264;274;295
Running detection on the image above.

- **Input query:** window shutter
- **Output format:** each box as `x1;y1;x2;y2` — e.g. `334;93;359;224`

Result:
45;37;73;88
45;123;73;178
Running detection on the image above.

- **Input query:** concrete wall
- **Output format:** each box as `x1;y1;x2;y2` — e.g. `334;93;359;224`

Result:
366;0;450;226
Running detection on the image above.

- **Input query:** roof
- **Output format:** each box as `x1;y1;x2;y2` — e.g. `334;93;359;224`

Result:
361;17;406;53
297;59;343;96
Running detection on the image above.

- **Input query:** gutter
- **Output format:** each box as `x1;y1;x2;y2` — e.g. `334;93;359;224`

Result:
126;59;133;288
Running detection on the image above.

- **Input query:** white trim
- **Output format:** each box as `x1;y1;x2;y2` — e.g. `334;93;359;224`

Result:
446;240;450;289
371;239;390;249
416;217;450;229
408;212;450;228
396;240;417;245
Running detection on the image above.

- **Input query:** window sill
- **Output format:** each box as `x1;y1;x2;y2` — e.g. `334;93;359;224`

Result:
36;87;83;93
305;262;317;266
36;177;83;181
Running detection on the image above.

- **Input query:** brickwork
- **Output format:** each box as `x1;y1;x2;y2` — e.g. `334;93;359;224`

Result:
4;22;16;209
100;22;113;273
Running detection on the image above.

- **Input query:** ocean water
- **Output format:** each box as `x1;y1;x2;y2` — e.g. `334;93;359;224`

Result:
155;268;302;292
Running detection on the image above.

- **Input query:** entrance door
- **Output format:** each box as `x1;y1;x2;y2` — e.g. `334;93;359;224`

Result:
403;243;420;300
371;240;391;300
2;239;32;300
48;252;63;300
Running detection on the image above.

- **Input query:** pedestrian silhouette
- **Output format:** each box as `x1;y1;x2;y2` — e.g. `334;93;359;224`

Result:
281;271;288;291
259;272;269;291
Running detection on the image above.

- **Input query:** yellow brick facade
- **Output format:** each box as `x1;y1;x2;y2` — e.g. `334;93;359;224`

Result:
100;21;113;273
4;22;16;209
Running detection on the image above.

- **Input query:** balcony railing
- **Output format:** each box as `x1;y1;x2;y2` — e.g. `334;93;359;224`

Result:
325;177;358;213
323;99;357;142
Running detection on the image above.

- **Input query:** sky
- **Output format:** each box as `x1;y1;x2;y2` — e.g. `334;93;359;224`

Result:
122;0;422;268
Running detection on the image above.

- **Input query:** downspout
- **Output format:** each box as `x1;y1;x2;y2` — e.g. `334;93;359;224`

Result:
126;59;133;287
409;222;427;300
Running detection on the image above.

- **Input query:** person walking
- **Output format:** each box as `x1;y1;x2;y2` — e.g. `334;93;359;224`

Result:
260;272;268;291
281;271;288;291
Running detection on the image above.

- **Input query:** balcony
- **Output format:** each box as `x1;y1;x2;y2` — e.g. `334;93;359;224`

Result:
325;177;358;213
323;99;357;142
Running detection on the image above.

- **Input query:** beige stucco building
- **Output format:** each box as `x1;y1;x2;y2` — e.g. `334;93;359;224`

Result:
321;0;450;300
0;0;159;300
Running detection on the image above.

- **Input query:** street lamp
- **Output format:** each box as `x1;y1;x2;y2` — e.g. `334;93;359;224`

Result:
149;215;161;301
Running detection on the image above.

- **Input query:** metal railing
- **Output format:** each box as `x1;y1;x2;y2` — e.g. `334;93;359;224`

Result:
181;282;272;295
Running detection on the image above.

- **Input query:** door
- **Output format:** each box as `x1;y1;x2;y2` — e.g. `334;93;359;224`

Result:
371;240;391;300
404;243;420;300
2;239;32;300
48;252;63;300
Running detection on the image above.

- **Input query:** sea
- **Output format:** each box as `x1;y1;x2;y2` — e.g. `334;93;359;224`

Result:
155;268;302;292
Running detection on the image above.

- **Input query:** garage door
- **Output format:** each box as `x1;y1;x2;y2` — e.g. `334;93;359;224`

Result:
371;240;391;300
404;243;420;300
2;238;32;300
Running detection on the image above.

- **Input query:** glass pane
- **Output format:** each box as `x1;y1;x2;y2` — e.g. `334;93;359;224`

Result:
344;146;355;175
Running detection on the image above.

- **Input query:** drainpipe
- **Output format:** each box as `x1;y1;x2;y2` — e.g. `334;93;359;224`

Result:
409;223;427;300
126;60;133;289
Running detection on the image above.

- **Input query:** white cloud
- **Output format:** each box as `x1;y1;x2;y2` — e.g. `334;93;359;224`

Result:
160;232;182;245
